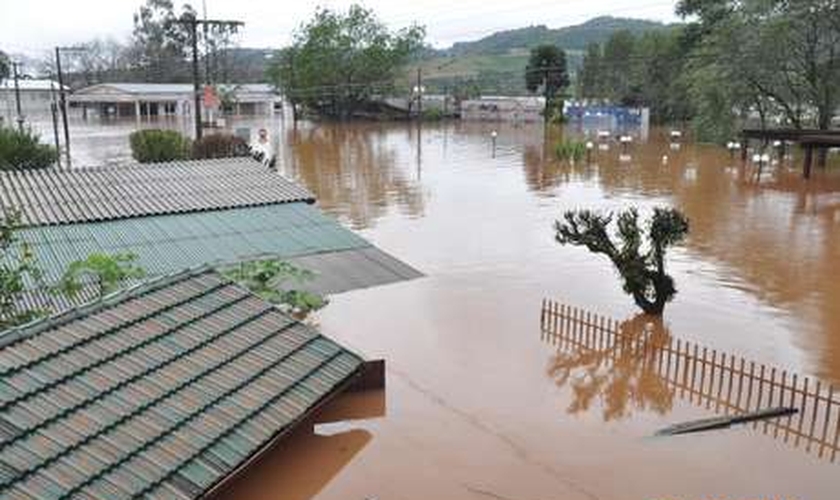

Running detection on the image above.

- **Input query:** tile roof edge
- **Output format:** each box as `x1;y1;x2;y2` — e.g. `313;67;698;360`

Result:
0;264;219;350
200;358;368;500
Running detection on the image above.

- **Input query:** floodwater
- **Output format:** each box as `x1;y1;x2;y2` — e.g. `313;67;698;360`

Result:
58;115;840;498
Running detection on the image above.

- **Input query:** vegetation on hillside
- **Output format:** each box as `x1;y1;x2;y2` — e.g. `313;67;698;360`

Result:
442;16;671;56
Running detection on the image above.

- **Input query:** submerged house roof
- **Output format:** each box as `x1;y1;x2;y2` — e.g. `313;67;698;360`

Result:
0;158;314;226
16;202;420;311
0;267;365;499
69;83;279;104
0;158;421;311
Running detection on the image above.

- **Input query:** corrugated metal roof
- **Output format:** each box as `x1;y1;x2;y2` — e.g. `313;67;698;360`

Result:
0;267;364;499
0;158;315;227
286;246;423;295
8;203;422;313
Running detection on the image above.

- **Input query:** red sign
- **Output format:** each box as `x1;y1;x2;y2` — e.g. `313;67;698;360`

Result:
203;85;221;110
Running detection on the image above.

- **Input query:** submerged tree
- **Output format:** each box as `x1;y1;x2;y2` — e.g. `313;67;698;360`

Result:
555;207;689;315
270;4;425;119
525;44;569;120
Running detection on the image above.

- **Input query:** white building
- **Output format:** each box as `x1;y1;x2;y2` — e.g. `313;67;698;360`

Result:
68;83;281;119
0;79;65;125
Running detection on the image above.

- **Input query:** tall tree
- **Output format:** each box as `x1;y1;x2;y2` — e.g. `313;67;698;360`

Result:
578;43;603;99
679;0;840;131
0;50;9;81
130;0;196;82
601;30;635;104
270;4;424;118
525;44;569;118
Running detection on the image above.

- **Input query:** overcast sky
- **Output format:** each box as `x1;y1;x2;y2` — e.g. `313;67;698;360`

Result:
1;0;681;58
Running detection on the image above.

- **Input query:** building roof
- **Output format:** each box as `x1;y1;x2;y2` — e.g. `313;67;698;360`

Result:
12;202;422;312
0;79;67;92
0;158;315;227
70;83;277;96
0;267;364;499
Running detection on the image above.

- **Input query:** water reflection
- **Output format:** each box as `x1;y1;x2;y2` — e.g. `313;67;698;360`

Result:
279;122;425;229
541;300;840;463
216;390;385;500
527;127;840;383
545;307;674;421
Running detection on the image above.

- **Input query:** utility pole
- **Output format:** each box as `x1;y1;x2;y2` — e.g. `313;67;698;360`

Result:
49;78;61;169
55;46;85;169
12;62;23;132
416;67;422;119
176;15;243;141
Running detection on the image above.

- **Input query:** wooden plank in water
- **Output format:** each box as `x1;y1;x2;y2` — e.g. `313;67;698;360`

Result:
656;407;798;436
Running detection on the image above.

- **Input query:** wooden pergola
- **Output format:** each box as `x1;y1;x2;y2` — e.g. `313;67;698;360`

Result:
741;128;840;179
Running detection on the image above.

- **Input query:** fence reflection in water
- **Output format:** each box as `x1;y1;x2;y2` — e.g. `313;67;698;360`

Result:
540;299;840;463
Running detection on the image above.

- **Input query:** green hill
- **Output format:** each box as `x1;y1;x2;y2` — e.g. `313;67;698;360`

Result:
414;16;674;95
442;16;672;56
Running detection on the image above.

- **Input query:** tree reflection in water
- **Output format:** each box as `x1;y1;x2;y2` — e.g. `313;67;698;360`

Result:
546;312;675;421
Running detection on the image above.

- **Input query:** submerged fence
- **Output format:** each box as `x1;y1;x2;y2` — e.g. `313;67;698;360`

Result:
540;299;840;463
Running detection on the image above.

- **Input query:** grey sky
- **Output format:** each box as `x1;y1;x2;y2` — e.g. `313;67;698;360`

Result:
1;0;681;57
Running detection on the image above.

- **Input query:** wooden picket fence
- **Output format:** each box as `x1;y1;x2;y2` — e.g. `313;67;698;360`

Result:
540;299;840;463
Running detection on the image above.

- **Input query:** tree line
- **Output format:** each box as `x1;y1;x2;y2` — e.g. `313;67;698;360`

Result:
577;0;840;142
5;0;247;87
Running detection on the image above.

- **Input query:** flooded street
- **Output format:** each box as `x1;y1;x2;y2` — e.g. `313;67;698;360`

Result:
64;117;840;498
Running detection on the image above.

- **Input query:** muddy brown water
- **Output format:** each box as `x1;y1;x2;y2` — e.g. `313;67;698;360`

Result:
58;117;840;498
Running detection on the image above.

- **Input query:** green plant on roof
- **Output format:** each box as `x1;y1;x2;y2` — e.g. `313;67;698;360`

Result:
222;259;328;318
0;126;59;171
0;211;46;329
58;253;146;300
129;129;192;163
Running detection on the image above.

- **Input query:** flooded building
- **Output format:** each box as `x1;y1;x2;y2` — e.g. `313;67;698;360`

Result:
564;102;651;136
68;83;281;118
0;266;376;499
460;96;545;122
0;78;64;123
0;157;421;313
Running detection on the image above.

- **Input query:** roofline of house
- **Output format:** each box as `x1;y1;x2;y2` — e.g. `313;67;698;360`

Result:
201;360;374;499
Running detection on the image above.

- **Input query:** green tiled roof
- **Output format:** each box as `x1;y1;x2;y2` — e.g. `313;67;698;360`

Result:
0;267;364;499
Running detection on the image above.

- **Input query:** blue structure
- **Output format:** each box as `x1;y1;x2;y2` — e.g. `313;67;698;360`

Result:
564;103;649;135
